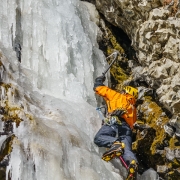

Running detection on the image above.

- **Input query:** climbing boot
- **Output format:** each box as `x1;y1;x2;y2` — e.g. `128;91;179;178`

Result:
102;141;125;162
126;160;138;180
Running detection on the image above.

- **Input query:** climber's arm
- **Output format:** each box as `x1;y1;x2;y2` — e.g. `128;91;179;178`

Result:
93;76;119;100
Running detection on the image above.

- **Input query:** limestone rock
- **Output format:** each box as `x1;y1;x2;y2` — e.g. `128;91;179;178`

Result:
81;1;100;26
140;168;160;179
95;0;180;120
94;0;180;178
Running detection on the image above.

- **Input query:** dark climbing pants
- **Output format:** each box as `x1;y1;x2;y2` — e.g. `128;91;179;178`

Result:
94;123;138;165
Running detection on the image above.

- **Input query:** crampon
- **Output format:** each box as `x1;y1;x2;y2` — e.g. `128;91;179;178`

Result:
103;154;137;179
125;159;137;180
126;173;135;180
102;142;125;161
102;143;137;179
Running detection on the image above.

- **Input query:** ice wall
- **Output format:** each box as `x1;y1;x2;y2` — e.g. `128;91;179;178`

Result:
0;0;123;180
1;0;107;102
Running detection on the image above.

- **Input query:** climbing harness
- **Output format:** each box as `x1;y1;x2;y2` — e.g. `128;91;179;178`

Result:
104;115;122;126
96;107;125;126
102;142;125;162
102;150;137;180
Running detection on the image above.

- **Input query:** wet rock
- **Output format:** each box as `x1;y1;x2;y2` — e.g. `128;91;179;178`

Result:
81;1;100;26
174;148;180;159
149;8;170;20
0;135;14;162
95;0;180;122
0;155;9;167
157;165;168;173
164;123;176;136
0;167;6;180
165;147;175;161
140;168;159;180
3;120;13;134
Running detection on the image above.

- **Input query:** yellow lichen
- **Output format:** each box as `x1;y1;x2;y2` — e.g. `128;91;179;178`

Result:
105;28;124;56
0;83;34;127
25;114;32;120
172;159;180;167
101;24;129;89
169;137;177;149
0;83;11;90
137;96;169;155
132;130;144;151
110;64;128;83
151;129;166;154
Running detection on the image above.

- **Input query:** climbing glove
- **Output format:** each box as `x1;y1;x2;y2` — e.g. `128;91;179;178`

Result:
94;75;106;90
95;75;106;83
111;109;126;118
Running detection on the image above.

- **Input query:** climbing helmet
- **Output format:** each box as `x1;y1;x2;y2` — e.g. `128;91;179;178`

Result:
123;86;138;99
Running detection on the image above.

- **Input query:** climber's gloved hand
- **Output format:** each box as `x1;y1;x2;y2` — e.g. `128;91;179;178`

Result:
111;109;126;118
94;75;106;90
95;75;106;83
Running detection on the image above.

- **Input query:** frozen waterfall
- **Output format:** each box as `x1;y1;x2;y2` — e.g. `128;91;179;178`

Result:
0;0;125;180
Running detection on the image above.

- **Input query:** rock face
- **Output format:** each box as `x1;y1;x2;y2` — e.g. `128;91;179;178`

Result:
95;0;180;117
92;0;180;179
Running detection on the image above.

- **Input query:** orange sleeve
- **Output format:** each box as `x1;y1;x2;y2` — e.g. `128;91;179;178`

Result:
95;86;119;100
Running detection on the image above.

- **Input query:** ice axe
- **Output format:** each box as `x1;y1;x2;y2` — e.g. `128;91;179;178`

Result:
102;51;126;76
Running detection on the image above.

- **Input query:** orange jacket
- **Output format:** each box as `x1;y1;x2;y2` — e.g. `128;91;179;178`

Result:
95;86;137;128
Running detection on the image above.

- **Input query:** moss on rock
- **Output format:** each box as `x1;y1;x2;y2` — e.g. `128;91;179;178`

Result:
0;135;15;162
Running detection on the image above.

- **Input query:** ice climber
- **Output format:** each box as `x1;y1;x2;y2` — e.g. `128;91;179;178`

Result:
93;75;139;178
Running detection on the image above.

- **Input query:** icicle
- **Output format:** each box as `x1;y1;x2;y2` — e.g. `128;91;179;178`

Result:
23;101;27;113
0;65;4;80
1;86;5;100
7;88;13;105
1;86;6;107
